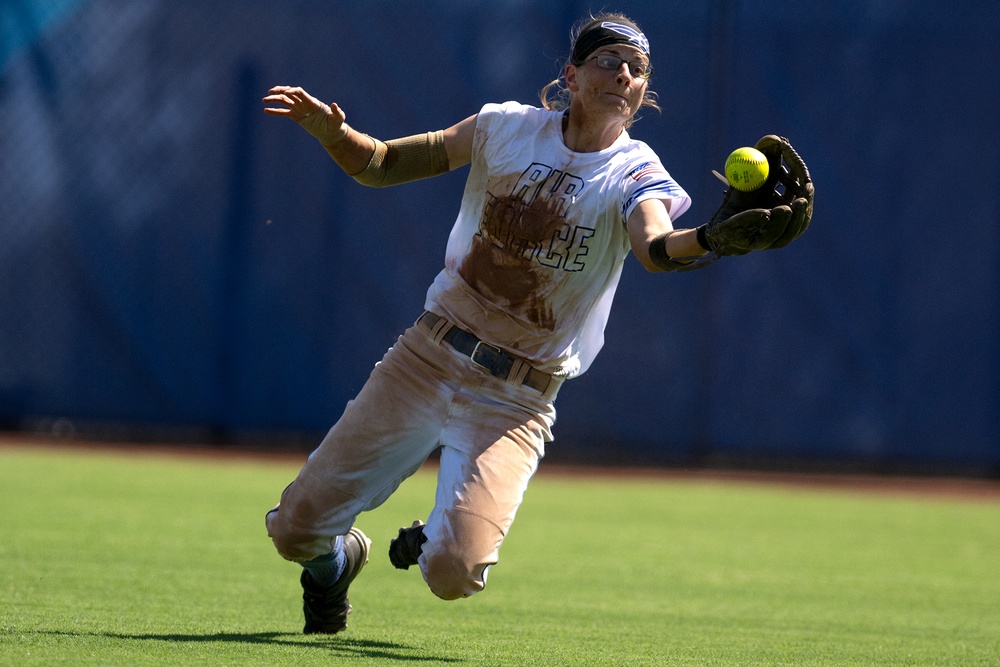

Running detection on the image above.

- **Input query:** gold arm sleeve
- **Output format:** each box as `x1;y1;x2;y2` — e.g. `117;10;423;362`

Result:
350;130;449;187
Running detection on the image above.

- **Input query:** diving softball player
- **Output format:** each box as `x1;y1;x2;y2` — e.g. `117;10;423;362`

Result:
262;12;813;634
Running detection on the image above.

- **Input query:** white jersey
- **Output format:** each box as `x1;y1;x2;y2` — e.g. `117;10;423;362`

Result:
424;101;691;378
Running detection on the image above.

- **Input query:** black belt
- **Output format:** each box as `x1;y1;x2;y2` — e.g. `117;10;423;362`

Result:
418;311;554;394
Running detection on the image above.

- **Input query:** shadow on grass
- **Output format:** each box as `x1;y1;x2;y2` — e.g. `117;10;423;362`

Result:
38;630;463;662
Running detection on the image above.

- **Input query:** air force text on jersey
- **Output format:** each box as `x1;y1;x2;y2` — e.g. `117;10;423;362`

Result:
476;162;595;273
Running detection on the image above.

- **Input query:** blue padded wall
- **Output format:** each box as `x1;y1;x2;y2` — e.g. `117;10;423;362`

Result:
1;1;996;471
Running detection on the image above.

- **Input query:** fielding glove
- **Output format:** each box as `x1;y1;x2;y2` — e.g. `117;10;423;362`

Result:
701;135;814;256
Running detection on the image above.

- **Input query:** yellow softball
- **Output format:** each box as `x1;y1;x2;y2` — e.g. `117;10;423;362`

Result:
725;147;769;192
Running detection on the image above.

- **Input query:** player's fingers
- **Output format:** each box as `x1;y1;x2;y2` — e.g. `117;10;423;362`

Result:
262;106;292;116
268;85;306;96
326;102;347;125
265;86;315;108
262;91;299;106
261;95;289;107
266;87;305;108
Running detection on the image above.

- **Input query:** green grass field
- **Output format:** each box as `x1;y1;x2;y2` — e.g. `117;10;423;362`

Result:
1;444;998;666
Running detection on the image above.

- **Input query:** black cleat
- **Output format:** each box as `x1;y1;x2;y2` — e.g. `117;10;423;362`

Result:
388;520;427;570
301;527;371;635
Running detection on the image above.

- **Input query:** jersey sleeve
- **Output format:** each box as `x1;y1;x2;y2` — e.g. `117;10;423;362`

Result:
620;157;692;224
472;101;528;161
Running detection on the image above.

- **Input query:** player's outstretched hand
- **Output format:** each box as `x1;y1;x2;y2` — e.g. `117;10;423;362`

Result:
704;135;814;255
262;86;348;147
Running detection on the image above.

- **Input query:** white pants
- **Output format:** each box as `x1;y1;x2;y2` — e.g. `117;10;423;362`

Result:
265;317;559;600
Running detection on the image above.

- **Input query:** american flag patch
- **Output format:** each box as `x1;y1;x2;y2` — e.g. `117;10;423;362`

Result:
627;161;664;181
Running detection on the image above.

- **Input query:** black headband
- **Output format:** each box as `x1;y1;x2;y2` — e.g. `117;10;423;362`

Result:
571;21;650;65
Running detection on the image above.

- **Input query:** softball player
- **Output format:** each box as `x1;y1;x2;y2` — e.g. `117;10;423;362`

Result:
262;12;813;634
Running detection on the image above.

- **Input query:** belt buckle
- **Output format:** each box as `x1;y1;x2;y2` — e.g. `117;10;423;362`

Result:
471;340;512;379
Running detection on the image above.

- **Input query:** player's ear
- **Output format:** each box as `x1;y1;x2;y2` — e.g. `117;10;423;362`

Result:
565;63;580;92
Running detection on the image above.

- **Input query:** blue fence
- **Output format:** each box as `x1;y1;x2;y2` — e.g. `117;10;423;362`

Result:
1;1;997;472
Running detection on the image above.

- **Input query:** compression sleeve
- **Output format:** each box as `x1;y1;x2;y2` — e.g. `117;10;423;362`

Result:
351;130;449;187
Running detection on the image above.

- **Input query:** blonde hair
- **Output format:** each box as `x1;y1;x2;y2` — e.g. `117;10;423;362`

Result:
540;12;661;129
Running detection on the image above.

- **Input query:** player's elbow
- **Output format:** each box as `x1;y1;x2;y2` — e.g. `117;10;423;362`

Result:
637;255;667;273
351;177;389;189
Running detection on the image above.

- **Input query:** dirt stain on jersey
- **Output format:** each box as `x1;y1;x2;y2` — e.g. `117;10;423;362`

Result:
460;190;567;331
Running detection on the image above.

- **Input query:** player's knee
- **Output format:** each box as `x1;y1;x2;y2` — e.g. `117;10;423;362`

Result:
420;509;502;599
265;508;304;561
266;508;327;562
421;549;489;600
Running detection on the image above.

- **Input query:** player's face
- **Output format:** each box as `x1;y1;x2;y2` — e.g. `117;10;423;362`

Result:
572;45;649;121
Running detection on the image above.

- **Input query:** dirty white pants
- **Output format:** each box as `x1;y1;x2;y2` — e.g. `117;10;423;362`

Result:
265;316;559;600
